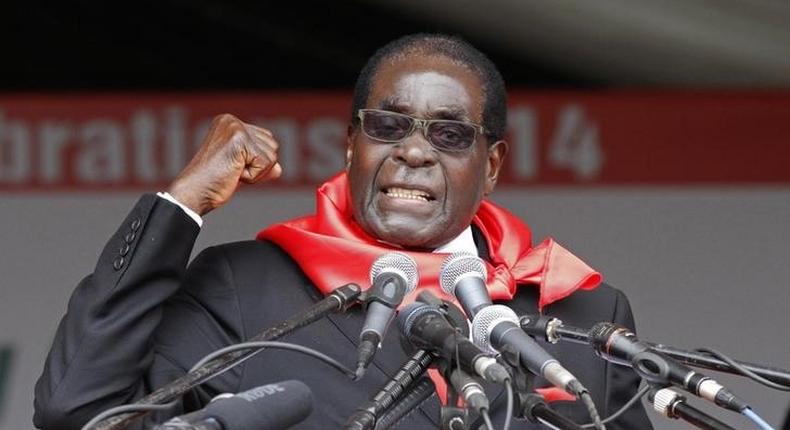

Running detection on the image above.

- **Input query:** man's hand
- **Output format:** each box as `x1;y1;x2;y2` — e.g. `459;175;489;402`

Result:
167;114;282;216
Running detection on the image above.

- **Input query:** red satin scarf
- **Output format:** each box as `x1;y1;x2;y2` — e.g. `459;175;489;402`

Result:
258;172;601;312
257;172;601;404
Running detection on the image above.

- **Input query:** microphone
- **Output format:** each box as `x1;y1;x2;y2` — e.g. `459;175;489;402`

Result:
356;252;418;378
449;367;489;413
651;388;737;430
439;252;492;318
396;301;509;383
153;380;312;430
342;349;434;430
438;253;586;397
472;305;586;396
588;323;749;413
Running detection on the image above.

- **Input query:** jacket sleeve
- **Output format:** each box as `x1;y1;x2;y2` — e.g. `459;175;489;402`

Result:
602;289;654;430
33;194;201;430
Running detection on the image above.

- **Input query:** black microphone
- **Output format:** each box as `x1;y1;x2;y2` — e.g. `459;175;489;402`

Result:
439;252;492;318
396;302;509;383
588;322;748;413
153;380;313;430
651;388;737;430
472;305;586;396
356;252;418;378
343;349;434;430
449;367;489;413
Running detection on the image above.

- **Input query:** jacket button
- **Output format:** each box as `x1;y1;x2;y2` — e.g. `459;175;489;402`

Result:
124;232;136;243
131;218;141;231
113;256;124;270
119;243;130;256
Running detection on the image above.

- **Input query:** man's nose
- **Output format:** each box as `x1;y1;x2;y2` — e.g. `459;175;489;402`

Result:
392;129;438;168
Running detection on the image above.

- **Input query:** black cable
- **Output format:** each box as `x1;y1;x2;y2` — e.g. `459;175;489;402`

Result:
80;401;178;430
581;384;651;428
504;379;514;430
695;348;790;391
579;391;606;430
84;340;356;430
189;340;358;380
94;284;362;430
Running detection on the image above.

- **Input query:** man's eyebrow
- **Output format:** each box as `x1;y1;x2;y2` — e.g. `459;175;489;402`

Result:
377;99;411;114
428;107;471;122
376;99;472;121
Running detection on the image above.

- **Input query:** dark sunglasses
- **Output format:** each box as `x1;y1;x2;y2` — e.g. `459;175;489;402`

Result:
357;109;485;152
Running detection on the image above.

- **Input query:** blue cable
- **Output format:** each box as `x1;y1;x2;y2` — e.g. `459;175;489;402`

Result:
742;407;775;430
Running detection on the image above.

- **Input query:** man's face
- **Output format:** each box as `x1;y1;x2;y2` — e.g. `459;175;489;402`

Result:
346;53;506;250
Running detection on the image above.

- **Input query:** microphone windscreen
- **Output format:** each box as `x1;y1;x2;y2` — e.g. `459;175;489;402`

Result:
396;302;439;341
205;380;313;430
471;304;519;353
370;252;419;292
439;252;486;296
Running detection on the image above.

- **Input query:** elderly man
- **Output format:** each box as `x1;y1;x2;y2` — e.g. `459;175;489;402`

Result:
34;34;652;429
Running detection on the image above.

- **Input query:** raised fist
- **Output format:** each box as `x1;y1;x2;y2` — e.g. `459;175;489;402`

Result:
167;114;282;216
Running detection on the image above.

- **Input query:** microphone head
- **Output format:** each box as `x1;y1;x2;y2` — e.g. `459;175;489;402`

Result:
439;252;487;296
370;252;419;293
471;304;519;353
205;380;313;430
396;302;442;342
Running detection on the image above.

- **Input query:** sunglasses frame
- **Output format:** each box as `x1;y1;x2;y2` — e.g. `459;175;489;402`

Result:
357;108;485;152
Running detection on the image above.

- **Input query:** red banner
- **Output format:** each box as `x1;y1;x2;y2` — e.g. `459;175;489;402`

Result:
1;91;789;190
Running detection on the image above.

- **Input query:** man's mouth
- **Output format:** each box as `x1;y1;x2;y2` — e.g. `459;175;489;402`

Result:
382;187;436;202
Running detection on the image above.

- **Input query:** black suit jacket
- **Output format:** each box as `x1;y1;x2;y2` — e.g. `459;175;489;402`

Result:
34;194;653;429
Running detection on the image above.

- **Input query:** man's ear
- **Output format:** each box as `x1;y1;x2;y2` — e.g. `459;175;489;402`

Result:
484;140;508;195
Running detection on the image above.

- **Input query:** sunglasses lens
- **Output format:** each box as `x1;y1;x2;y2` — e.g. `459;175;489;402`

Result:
360;110;478;151
427;122;477;151
362;111;413;141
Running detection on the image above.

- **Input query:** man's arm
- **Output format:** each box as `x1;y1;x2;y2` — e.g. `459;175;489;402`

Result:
34;195;200;430
34;114;283;430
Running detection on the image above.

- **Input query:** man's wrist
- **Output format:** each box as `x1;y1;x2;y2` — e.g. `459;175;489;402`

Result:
157;192;203;227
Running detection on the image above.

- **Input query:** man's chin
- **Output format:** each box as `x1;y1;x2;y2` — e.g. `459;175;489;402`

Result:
367;219;449;250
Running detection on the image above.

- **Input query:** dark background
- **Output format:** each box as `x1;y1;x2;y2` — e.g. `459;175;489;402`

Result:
4;0;592;91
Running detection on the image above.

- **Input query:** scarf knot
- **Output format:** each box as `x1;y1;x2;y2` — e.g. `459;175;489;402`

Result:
488;263;517;301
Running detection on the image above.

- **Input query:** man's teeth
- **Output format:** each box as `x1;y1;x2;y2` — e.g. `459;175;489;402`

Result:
385;187;431;202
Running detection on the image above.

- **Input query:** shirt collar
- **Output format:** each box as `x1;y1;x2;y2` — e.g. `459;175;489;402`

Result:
433;226;476;255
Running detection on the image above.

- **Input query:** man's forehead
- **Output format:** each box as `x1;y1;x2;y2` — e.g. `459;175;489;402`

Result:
369;67;482;121
376;97;471;120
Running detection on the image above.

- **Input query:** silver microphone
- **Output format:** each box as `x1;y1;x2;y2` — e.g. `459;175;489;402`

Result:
439;251;491;318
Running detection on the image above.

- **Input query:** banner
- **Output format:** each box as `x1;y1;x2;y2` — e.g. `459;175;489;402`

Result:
1;91;789;190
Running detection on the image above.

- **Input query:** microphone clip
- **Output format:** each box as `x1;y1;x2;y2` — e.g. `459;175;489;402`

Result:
360;273;407;308
330;283;365;312
498;345;539;407
519;314;562;344
415;291;471;338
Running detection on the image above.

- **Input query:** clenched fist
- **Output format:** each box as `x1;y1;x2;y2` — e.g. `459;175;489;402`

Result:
167;114;282;216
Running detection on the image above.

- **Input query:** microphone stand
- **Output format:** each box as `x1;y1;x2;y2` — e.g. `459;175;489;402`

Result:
374;377;436;430
343;349;435;430
520;314;790;386
96;283;362;430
